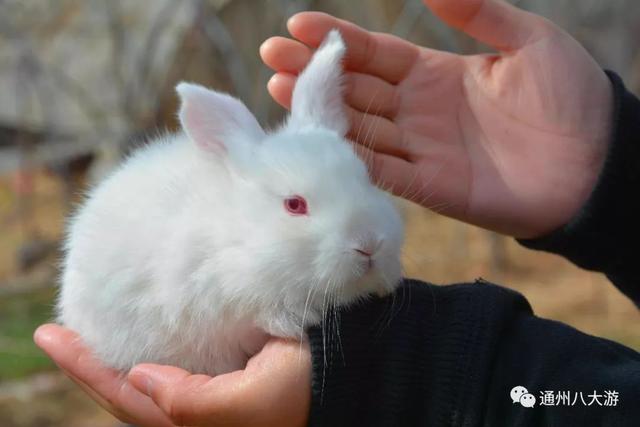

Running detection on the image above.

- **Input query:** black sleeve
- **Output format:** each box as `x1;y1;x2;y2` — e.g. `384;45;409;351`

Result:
518;71;640;306
306;280;640;427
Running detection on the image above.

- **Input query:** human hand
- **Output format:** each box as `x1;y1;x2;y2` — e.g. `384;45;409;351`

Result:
34;324;311;427
260;0;613;238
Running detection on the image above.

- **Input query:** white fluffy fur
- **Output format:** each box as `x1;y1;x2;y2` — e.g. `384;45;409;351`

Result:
58;29;404;375
289;29;349;135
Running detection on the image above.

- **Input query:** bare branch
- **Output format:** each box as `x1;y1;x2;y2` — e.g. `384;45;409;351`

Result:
104;0;134;123
197;0;251;102
135;1;185;108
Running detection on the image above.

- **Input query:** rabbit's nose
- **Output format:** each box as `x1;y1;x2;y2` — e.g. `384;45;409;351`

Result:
353;238;381;258
354;248;372;257
354;247;374;270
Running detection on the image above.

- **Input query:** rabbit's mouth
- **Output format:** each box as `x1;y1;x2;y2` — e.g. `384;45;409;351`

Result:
356;256;374;276
331;264;388;302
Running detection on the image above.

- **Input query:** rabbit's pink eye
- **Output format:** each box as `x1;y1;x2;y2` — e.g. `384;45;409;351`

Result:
284;195;308;215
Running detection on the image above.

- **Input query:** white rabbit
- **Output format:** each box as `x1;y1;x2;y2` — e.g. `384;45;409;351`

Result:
58;30;404;375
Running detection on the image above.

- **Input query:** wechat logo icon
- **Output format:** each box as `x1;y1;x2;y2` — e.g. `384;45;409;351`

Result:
511;386;536;408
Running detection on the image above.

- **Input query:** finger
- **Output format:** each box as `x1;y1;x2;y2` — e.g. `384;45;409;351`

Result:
346;72;399;120
62;369;136;424
422;0;551;51
267;72;296;109
287;12;420;84
268;71;399;119
260;36;310;74
129;364;221;426
357;146;454;212
353;145;416;195
34;324;173;427
348;109;410;160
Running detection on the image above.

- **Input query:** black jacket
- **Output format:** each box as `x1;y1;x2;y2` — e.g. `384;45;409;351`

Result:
307;71;640;427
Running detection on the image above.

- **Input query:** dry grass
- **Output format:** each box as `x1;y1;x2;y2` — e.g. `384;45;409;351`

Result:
0;172;66;280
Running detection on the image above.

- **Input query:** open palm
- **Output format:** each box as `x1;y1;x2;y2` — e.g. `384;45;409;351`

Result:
261;0;612;238
34;324;310;427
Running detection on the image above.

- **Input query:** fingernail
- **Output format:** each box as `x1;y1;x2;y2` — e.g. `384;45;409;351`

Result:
287;14;301;29
33;324;55;348
267;74;279;86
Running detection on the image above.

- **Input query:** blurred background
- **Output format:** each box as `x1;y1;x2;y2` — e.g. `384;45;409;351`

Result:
0;0;638;425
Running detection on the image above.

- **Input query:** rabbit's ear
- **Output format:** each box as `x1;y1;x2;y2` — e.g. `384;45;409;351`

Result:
176;83;264;152
289;29;348;136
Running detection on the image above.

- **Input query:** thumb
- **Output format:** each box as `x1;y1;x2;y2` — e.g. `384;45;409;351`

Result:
128;364;229;426
422;0;552;51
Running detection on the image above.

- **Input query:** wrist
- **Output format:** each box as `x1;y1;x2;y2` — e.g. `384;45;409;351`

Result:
518;70;640;295
559;68;614;231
